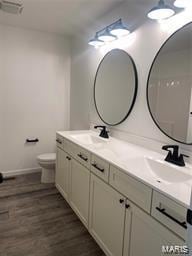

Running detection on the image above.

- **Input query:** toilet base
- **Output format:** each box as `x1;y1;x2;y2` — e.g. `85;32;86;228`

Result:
41;167;55;183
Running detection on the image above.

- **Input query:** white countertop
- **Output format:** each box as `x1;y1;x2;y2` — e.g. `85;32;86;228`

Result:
57;130;192;209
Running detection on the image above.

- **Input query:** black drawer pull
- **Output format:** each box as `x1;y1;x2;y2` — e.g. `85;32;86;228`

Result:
91;163;104;173
56;139;62;144
156;207;187;229
66;156;71;161
77;154;88;162
26;138;39;143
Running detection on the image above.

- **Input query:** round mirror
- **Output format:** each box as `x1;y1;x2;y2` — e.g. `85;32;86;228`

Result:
147;22;192;144
94;49;138;126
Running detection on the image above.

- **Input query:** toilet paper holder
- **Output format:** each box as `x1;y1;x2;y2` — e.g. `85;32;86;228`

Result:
26;138;39;143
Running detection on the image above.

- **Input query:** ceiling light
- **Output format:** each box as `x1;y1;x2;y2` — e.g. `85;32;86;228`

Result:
174;0;192;8
88;34;104;47
147;0;175;20
0;0;23;14
110;19;130;37
98;28;116;42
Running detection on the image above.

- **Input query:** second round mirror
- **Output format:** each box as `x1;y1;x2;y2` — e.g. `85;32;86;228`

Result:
147;22;192;144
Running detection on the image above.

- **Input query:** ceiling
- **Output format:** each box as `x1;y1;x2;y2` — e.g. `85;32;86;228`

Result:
0;0;177;36
0;0;127;35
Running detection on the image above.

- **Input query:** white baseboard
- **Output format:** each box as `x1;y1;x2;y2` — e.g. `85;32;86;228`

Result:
2;167;42;177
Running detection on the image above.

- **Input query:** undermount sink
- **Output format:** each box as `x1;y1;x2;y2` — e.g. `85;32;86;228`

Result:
146;157;192;183
70;133;106;145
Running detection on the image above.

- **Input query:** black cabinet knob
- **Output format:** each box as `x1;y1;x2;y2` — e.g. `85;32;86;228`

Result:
119;199;124;204
125;204;130;209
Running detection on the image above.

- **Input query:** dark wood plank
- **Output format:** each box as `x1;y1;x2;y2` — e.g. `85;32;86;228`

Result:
0;173;105;256
0;173;54;198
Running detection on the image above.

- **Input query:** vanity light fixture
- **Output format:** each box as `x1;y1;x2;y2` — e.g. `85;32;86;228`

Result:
174;0;192;8
88;33;104;47
88;19;130;47
98;28;116;42
147;0;175;20
110;19;130;37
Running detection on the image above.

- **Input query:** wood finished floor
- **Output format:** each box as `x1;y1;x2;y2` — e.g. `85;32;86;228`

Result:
0;173;105;256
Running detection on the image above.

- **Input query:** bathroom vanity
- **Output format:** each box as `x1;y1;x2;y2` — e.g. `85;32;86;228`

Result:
55;130;191;256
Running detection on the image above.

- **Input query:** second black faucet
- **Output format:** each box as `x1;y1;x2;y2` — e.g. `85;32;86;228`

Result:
162;145;189;167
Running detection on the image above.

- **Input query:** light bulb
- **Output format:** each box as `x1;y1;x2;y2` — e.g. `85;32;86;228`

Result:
147;0;175;20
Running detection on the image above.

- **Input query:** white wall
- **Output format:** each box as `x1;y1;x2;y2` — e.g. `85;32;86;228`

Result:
70;1;192;154
0;24;71;174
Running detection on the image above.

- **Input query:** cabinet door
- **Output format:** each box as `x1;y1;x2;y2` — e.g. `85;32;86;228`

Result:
89;173;126;256
55;147;70;201
124;202;184;256
70;159;90;228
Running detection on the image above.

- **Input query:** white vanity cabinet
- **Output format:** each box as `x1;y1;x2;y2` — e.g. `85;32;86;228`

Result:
55;146;71;202
124;201;184;256
69;158;90;228
89;173;126;256
56;132;188;256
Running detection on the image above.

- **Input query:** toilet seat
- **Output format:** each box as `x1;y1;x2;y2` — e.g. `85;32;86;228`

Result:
37;153;56;163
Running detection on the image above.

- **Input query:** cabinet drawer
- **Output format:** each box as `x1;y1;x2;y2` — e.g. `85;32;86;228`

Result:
63;138;73;154
68;143;90;169
75;146;91;169
61;139;90;169
91;154;109;182
151;191;187;240
56;134;64;149
109;165;152;213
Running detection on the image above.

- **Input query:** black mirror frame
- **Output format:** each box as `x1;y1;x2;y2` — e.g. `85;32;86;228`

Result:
146;21;192;145
94;48;138;126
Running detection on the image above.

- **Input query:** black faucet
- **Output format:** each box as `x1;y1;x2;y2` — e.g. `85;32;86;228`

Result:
162;145;189;167
94;125;109;139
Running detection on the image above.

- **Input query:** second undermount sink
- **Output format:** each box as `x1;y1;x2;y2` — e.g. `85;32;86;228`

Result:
70;133;106;145
146;157;192;183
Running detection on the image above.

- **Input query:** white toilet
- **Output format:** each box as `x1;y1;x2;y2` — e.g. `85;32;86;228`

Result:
37;153;56;183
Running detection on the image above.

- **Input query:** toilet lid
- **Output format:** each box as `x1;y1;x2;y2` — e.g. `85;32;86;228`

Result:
37;153;56;162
